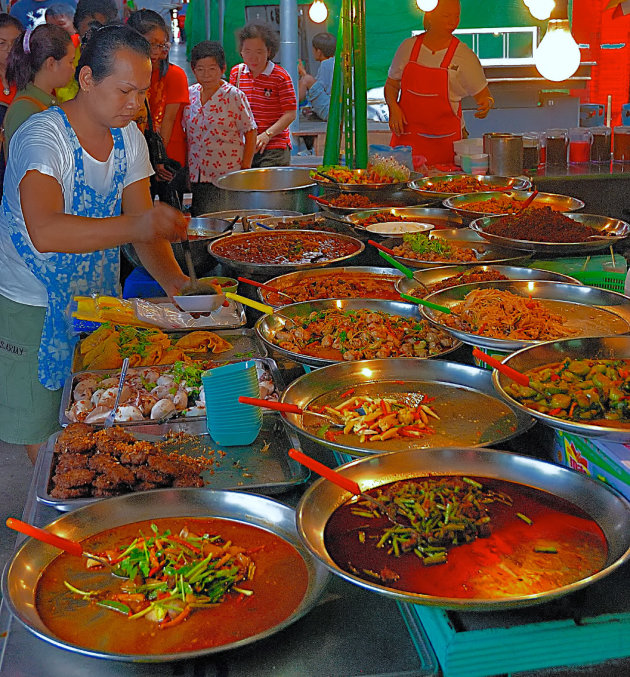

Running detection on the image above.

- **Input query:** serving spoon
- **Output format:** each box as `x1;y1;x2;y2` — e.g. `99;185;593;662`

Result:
238;396;345;427
225;291;298;326
237;276;296;303
471;348;530;386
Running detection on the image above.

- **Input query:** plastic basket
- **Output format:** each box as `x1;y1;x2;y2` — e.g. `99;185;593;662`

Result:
572;270;626;293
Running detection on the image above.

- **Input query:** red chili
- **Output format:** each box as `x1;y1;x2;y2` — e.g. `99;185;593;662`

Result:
170;536;201;554
548;407;563;415
550;374;560;382
340;387;356;398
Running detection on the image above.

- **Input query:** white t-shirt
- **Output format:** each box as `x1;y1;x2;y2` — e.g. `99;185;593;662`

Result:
388;37;488;116
0;109;153;307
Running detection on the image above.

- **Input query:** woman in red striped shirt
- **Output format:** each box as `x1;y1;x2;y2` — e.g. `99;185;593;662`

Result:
229;23;296;168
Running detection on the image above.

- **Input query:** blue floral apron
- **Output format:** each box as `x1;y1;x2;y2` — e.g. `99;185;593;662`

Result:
4;106;127;390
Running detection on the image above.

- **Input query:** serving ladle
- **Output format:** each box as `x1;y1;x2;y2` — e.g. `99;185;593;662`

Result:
237;276;296;303
471;348;530;386
225;291;298;327
369;241;431;294
238;396;345;427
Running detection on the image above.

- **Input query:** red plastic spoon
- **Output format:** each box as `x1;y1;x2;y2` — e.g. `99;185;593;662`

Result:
237;276;296;303
519;190;539;210
238;396;344;427
367;239;397;255
471;348;530;387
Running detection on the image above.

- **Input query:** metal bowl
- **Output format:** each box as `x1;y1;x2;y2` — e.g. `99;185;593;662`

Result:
408;174;532;200
295;447;630;610
208;229;365;277
443;191;585;222
346;206;464;231
395;264;581;297
280;358;534;456
257;266;404;308
492;335;630;443
199;209;301;230
421;279;630;352
2;488;330;661
469;213;630;255
255;298;461;367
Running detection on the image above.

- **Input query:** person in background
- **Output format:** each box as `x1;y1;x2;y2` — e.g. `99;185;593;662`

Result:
229;23;296;168
298;31;335;121
0;12;23;194
183;41;256;216
54;0;118;103
0;24;188;463
3;23;75;153
127;8;189;203
10;0;62;29
176;1;186;43
45;2;77;42
384;0;493;168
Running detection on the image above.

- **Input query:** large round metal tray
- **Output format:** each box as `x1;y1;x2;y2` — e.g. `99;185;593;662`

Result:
199;209;301;232
379;228;529;269
295;447;630;610
443;190;584;222
408;174;532;200
469;213;630;255
2;488;330;662
255;298;462;367
421;279;630;352
208;229;365;277
346;206;464;231
311;168;420;194
280;358;534;456
492;335;630;443
395;264;580;297
257;266;404;308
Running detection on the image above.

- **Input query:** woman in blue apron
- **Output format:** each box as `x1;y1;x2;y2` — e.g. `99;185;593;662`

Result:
0;24;189;462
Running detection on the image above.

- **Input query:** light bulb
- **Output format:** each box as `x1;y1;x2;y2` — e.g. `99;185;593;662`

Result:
416;0;439;10
309;0;328;23
534;19;581;82
526;0;555;21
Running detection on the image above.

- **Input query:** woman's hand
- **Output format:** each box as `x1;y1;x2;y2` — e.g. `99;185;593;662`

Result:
162;273;190;298
256;130;271;153
474;88;494;119
156;162;175;182
133;202;188;243
298;60;307;78
388;101;407;136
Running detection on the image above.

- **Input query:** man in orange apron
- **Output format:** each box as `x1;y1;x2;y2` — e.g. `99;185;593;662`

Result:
385;0;493;168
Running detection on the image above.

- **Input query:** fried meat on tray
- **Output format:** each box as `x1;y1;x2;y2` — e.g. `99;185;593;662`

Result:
50;424;205;500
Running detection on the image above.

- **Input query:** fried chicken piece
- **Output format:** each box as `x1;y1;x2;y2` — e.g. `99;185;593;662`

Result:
172;473;204;488
56;433;95;455
50;485;91;499
52;468;96;489
54;453;90;472
134;481;161;491
92;474;128;493
119;441;154;465
133;466;170;486
92;427;135;453
146;454;185;478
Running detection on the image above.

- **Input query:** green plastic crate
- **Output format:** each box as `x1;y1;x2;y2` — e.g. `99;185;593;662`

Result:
571;270;626;293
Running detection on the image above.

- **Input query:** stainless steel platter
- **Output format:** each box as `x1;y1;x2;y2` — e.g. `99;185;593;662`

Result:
492;335;630;442
408;174;532;200
294;447;630;610
256;266;404;308
443;190;584;221
255;298;461;367
255;213;326;229
208;229;365;277
38;414;308;511
311;168;422;194
378;228;529;269
421;280;630;353
280;358;534;456
3;488;331;661
198;209;301;231
469;212;630;255
345;206;464;231
395;264;580;297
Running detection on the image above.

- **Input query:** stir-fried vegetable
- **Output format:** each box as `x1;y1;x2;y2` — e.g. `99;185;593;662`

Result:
505;357;630;422
64;524;255;628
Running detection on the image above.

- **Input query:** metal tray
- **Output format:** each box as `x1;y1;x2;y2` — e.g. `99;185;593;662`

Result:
255;298;462;368
442;190;584;221
208;229;365;277
469;212;630;255
60;356;282;427
395;264;581;297
279;358;534;456
71;327;265;373
5;489;330;661
257;266;404;308
311;168;419;194
294;447;630;610
346;207;464;231
492;335;630;443
38;413;308;511
408;174;532;200
421;279;630;352
379;228;529;269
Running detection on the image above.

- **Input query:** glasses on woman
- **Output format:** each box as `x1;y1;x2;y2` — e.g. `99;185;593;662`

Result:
149;41;170;53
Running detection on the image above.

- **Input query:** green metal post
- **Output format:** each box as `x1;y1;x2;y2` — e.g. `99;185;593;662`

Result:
342;0;354;167
323;7;345;165
353;0;368;167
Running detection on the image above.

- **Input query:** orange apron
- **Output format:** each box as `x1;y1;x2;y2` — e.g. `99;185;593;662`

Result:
391;34;462;167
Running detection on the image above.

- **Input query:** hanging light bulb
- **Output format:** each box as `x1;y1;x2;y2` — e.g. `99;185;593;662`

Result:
416;0;439;10
309;0;328;23
524;0;556;22
534;18;581;82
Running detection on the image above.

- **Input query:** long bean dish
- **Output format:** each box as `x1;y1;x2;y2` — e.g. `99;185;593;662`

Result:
272;308;457;361
391;232;479;263
505;357;630;426
442;289;576;341
211;232;360;265
483;207;599;242
324;476;607;598
311;158;410;185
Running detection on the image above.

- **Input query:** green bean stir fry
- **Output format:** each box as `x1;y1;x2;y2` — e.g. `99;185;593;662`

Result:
505;358;630;422
64;524;255;629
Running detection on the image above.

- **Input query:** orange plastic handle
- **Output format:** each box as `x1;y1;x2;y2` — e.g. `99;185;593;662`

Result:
288;448;362;496
238;277;282;294
367;239;396;255
238;396;302;414
6;517;83;556
472;348;530;387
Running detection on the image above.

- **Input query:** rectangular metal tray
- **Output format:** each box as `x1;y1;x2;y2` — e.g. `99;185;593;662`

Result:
37;414;309;511
60;355;282;427
136;297;247;330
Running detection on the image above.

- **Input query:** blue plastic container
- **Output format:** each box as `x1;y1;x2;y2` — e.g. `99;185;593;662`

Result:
623;103;630;126
579;103;605;128
122;267;166;299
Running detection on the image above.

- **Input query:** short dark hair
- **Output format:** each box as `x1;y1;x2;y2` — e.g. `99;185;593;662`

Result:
0;12;23;33
78;23;150;84
7;24;72;90
46;3;75;21
73;0;118;34
191;40;225;70
312;32;336;58
126;9;170;78
237;23;279;60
